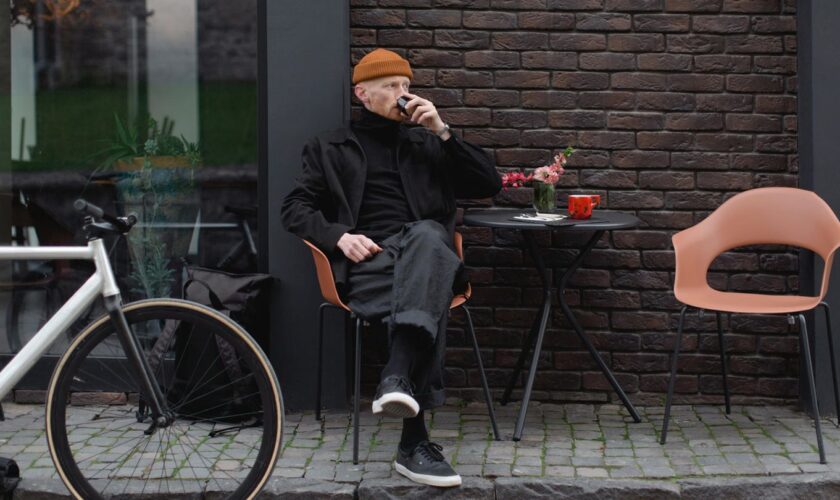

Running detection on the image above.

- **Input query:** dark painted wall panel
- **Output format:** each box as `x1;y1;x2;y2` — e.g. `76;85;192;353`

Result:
798;0;840;416
265;1;350;410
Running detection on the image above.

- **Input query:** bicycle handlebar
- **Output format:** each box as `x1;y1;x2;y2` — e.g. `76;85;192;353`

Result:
74;199;137;234
74;199;104;219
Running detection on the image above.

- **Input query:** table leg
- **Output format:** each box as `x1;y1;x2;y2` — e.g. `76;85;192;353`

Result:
513;232;552;441
556;230;642;423
501;300;545;406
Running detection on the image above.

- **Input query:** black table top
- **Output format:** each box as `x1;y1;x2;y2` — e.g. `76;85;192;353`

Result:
462;208;641;231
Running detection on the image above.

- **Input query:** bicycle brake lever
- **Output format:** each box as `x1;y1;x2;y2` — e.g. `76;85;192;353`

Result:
119;213;138;232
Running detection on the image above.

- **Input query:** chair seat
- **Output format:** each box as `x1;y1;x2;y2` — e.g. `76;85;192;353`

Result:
325;292;470;314
450;294;467;309
677;287;821;314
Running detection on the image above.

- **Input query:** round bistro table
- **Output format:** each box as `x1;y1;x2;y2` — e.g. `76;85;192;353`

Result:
463;208;642;441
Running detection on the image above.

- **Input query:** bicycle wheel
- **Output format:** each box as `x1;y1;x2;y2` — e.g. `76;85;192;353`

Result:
45;298;283;499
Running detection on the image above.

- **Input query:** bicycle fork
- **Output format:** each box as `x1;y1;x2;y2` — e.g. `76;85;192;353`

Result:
103;296;171;434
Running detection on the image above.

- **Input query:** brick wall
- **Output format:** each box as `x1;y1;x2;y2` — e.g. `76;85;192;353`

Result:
350;0;800;406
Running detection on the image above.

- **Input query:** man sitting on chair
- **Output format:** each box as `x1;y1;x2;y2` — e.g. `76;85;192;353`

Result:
281;48;501;487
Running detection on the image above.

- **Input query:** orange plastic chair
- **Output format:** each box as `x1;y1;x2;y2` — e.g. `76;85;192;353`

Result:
302;232;500;464
660;187;840;463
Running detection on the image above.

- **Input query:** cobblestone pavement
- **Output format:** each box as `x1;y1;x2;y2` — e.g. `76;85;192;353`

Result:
2;400;840;493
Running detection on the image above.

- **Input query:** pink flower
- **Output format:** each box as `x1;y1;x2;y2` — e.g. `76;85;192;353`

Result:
501;171;533;189
547;153;567;177
500;146;574;189
532;166;550;183
533;164;562;185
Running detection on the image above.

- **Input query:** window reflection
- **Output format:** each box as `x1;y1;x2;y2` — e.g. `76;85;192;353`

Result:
2;0;259;357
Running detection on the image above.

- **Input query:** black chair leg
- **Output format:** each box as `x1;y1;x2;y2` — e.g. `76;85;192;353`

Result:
462;306;501;441
661;305;688;445
716;312;731;414
797;313;826;464
820;302;840;427
353;315;362;465
315;303;329;422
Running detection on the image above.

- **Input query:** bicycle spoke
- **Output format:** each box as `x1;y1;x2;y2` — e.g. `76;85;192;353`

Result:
141;422;168;496
48;302;280;500
75;357;137;394
171;375;257;414
165;425;189;495
175;423;230;492
177;408;264;424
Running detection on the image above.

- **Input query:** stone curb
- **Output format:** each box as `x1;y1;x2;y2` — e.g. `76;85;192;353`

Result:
357;477;494;499
11;474;840;499
494;477;681;498
678;473;840;499
11;478;356;499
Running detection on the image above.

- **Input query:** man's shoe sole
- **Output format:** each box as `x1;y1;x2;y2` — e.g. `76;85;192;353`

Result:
394;462;462;487
371;392;419;418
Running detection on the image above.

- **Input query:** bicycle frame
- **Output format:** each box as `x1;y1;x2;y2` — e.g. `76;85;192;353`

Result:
0;239;152;405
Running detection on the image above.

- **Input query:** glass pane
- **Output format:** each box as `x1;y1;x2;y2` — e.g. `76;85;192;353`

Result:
1;0;259;360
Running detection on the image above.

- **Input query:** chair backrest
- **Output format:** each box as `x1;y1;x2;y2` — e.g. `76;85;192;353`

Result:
452;231;471;301
674;187;840;299
303;231;469;310
302;239;350;311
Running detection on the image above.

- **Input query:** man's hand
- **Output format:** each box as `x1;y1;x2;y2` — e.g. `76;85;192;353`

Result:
402;93;450;139
337;233;382;263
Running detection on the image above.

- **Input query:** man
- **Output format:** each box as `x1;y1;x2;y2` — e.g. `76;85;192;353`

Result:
281;48;501;487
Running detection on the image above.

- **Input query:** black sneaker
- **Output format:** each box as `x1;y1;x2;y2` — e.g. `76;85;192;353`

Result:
372;375;419;418
395;441;461;487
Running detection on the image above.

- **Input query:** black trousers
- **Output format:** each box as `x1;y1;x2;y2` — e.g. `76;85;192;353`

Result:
344;220;463;410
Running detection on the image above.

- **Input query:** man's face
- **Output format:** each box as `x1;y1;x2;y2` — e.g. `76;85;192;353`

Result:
354;76;411;122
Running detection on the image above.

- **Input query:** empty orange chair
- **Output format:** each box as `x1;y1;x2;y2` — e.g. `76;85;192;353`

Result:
660;187;840;464
302;232;499;464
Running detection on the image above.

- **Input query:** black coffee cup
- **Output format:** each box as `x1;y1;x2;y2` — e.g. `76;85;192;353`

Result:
396;96;410;116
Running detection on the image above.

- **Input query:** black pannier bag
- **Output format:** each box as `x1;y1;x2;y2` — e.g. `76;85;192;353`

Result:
146;266;272;423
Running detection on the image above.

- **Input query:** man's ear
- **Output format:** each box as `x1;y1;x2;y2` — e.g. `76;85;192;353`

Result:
353;84;368;105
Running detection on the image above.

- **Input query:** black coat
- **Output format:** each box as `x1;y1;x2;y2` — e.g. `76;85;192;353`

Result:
281;123;502;291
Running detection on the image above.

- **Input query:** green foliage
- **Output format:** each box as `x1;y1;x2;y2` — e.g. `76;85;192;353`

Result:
99;114;203;170
181;135;202;167
96;113;141;169
126;234;176;298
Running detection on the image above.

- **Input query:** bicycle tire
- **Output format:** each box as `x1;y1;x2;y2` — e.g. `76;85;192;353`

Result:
45;298;283;499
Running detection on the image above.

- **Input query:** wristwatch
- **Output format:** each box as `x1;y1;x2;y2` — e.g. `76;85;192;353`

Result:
435;123;450;137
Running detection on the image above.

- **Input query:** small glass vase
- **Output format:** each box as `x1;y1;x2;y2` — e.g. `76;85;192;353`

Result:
532;182;556;214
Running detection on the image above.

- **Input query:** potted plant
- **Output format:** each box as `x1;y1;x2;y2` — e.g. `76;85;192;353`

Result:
97;114;202;299
501;147;573;214
98;114;201;172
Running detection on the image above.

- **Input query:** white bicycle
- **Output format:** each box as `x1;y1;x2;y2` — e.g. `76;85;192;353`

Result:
0;200;283;499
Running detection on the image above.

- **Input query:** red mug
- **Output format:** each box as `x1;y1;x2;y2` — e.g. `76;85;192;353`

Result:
567;194;601;219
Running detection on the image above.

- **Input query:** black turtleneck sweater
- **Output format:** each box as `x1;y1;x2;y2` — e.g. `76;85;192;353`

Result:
352;108;415;243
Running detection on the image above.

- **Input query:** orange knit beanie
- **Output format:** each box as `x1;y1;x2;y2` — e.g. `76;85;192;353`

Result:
352;48;413;84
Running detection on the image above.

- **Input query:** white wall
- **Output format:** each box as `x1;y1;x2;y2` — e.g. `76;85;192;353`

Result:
11;24;36;161
146;0;199;143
